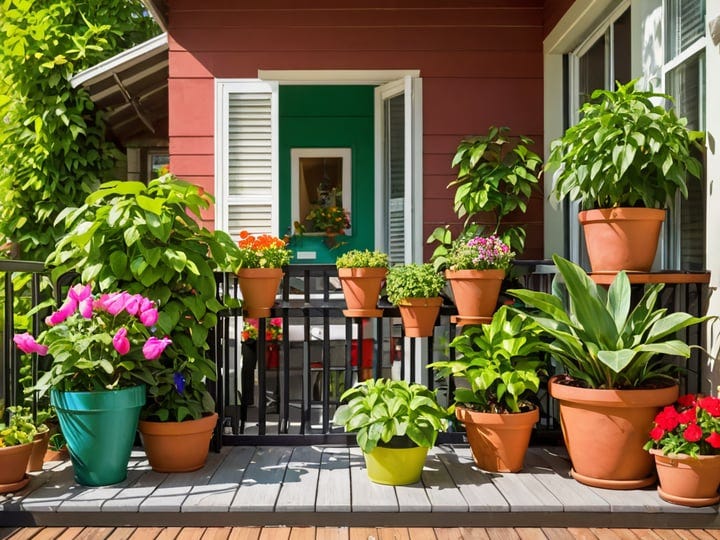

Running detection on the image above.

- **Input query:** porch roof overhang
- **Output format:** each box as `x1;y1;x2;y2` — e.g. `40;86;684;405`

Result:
70;33;168;146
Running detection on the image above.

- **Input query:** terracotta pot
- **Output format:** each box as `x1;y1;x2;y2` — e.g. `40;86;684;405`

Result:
456;406;539;473
651;449;720;507
445;269;504;321
579;208;666;273
549;376;678;489
27;429;50;472
44;447;69;462
138;412;218;473
397;297;442;338
338;267;386;318
0;442;33;492
237;268;283;318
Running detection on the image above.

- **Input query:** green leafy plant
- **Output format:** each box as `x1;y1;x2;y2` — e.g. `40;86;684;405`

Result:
15;285;164;394
236;231;292;269
0;406;38;447
508;255;711;389
45;174;238;422
306;206;350;233
332;378;451;453
644;394;720;457
385;264;445;305
48;432;67;452
429;307;546;413
0;0;159;261
428;126;541;258
336;249;389;269
548;79;703;210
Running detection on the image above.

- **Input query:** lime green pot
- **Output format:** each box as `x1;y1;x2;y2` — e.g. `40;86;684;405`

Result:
51;385;145;486
363;444;429;485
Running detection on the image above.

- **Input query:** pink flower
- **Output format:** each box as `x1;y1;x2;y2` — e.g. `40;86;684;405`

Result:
706;432;720;449
112;327;130;355
683;422;703;442
13;333;48;355
102;292;130;316
46;299;77;326
142;336;172;360
139;307;159;327
68;283;92;303
124;294;142;316
79;297;93;319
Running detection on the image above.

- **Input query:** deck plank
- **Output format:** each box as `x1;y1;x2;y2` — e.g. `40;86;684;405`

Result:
183;446;255;512
349;447;398;512
228;527;262;540
288;527;316;540
230;447;293;512
395;480;432;512
438;446;509;512
378;528;410;540
275;446;322;512
315;447;351;512
421;449;469;512
16;461;79;512
56;468;148;512
348;528;380;540
138;451;224;512
316;527;350;540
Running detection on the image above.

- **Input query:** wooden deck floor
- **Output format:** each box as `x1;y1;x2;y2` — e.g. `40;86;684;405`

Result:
1;446;719;530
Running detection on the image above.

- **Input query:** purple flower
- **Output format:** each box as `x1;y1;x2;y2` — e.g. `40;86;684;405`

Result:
173;372;186;394
13;333;48;355
142;336;172;360
112;327;130;355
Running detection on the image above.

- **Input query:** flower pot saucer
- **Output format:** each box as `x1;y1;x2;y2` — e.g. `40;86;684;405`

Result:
0;474;30;494
451;315;492;327
570;468;656;490
343;308;383;318
657;486;720;507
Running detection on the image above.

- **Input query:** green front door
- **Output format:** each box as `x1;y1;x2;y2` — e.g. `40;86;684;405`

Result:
279;85;375;264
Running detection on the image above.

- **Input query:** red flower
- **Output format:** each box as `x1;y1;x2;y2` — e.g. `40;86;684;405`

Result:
649;427;665;441
683;422;703;442
706;432;720;449
678;407;696;424
654;406;680;431
699;396;720;417
677;394;696;408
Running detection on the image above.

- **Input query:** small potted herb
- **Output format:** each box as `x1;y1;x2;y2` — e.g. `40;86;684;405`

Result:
385;263;445;338
336;249;389;318
332;378;451;485
0;407;38;493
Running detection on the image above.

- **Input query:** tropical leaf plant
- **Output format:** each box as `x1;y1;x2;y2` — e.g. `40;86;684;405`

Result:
508;255;711;389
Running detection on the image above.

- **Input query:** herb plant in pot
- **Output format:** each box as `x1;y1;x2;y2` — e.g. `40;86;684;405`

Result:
236;230;292;318
644;394;720;507
16;285;166;486
429;306;545;472
0;407;37;493
385;263;446;338
547;80;703;273
332;378;451;485
336;249;389;318
509;255;710;489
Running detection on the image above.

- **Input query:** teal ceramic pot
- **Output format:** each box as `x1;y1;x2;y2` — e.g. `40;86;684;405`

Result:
51;385;145;486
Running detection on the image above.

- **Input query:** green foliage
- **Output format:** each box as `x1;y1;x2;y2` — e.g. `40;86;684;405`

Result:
385;263;445;305
45;174;240;421
332;378;451;453
0;0;159;261
0;406;38;447
429;307;546;413
508;255;711;389
336;249;389;269
48;432;66;451
444;234;514;272
548;80;704;210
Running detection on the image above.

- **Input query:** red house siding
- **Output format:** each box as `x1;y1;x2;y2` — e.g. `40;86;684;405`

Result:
167;0;545;259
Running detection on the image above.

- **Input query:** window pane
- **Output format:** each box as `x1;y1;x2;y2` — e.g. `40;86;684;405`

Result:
612;9;631;86
666;0;706;60
578;36;605;105
385;94;405;265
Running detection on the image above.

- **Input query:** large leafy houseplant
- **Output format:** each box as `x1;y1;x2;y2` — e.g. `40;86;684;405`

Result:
45;174;239;422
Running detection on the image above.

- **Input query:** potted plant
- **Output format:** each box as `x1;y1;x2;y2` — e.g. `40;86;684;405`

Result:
427;126;541;264
44;433;68;462
547;80;704;272
336;249;389;318
385;263;446;338
441;234;514;325
429;306;546;472
45;175;236;474
509;255;710;489
332;378;451;485
15;285;166;486
235;230;292;317
305;205;350;248
0;406;37;493
644;394;720;507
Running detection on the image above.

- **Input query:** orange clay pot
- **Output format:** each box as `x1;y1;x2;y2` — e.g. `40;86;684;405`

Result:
338;267;386;318
237;268;283;318
549;376;678;489
0;442;32;492
651;449;720;507
27;429;50;472
579;207;666;273
445;269;504;321
456;406;539;473
397;297;442;338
